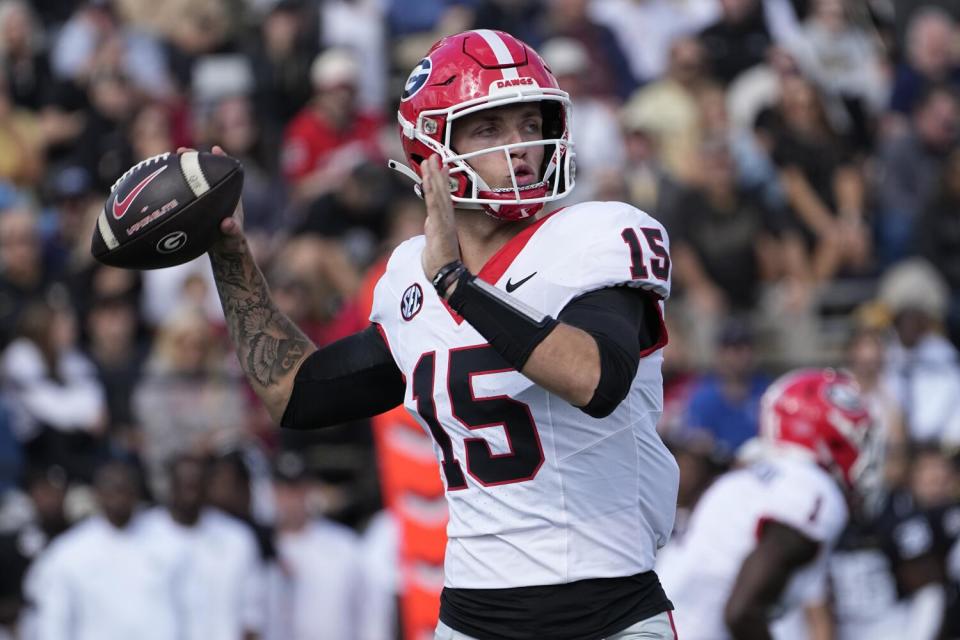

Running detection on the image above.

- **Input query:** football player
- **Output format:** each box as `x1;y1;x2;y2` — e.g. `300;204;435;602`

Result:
828;443;952;640
205;30;679;640
659;369;878;640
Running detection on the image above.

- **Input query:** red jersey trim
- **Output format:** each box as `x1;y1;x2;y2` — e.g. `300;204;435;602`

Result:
477;208;564;285
442;208;565;325
638;293;668;359
755;515;776;541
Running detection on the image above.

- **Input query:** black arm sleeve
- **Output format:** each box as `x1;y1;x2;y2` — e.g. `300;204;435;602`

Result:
280;324;405;430
558;287;662;419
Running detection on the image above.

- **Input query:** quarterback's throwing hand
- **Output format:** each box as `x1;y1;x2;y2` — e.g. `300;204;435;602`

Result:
420;155;461;281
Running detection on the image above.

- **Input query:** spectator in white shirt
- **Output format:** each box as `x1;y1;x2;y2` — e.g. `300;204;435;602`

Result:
357;509;399;640
24;459;181;640
539;37;627;204
588;0;719;83
1;297;108;483
142;454;265;640
879;259;960;447
265;452;363;640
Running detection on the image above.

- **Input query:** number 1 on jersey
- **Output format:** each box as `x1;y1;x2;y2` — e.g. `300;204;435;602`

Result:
412;352;468;490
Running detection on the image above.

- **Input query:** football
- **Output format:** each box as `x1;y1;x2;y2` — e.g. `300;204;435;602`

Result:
91;151;244;270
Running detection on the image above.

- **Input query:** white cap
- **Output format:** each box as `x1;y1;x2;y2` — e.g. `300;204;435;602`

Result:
539;37;589;77
878;258;949;319
191;55;254;102
310;48;359;89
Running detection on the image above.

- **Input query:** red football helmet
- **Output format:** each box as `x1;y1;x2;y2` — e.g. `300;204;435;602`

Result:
760;369;876;491
389;30;575;221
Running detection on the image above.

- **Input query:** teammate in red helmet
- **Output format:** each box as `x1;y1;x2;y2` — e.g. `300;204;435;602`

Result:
660;368;880;639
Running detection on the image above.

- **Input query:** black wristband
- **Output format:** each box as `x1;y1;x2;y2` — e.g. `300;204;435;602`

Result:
432;260;466;298
447;271;559;370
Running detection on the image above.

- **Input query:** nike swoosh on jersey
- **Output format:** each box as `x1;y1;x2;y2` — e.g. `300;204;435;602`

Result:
112;165;168;220
505;272;537;293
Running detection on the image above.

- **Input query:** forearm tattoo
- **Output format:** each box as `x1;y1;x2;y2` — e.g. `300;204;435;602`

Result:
209;243;312;390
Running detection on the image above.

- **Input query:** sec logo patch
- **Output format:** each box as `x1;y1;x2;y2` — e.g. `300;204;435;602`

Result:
401;283;423;321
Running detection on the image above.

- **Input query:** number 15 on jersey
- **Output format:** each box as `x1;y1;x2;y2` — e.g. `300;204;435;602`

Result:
412;345;544;491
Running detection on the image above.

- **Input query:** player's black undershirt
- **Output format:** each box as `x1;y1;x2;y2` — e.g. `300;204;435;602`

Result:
559;287;660;417
280;324;405;430
440;570;673;640
281;286;660;429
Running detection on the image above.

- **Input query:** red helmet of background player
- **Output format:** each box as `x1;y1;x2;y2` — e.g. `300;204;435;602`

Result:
389;30;575;221
759;369;876;492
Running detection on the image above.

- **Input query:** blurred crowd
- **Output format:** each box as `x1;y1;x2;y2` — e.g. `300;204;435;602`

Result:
0;0;957;638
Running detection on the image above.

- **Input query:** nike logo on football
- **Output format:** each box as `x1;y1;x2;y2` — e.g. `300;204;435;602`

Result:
112;165;168;220
505;272;537;293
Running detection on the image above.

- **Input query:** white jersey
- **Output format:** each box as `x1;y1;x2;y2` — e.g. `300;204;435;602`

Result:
659;457;848;640
370;201;678;589
265;520;364;640
140;507;265;640
23;515;181;640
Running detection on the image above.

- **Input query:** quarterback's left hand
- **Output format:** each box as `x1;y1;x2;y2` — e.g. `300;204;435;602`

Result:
420;155;461;282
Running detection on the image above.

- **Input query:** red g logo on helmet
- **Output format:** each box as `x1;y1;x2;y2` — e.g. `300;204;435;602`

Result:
389;30;576;221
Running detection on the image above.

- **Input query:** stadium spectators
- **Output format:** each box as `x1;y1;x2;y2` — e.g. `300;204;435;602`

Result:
50;0;173;101
202;94;289;237
82;292;145;446
265;452;364;640
539;37;626;201
765;74;870;282
0;296;107;483
878;259;960;447
142;454;265;640
787;0;888;150
0;395;21;494
0;1;958;636
0;80;44;187
683;321;770;459
540;0;636;100
664;136;784;361
845;328;909;488
917;147;960;346
132;306;247;497
0;0;53;112
875;84;959;266
698;0;775;86
889;6;960;118
622;37;709;183
0;207;54;348
281;48;384;206
588;0;718;84
248;0;318;142
23;459;182;640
